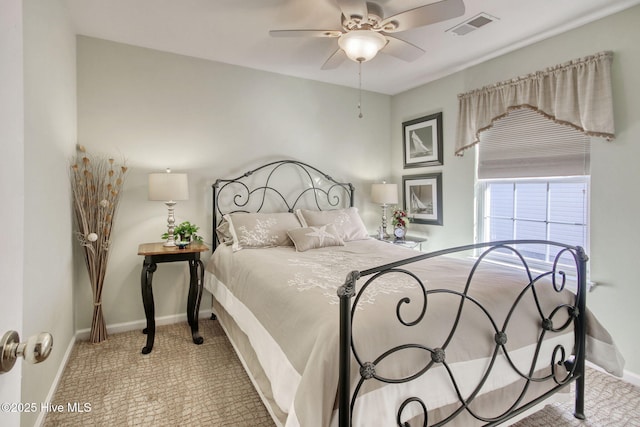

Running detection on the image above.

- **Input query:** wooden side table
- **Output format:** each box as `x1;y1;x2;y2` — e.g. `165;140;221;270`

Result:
137;242;209;354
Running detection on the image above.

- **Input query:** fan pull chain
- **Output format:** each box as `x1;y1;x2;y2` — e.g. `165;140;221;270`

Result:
358;61;362;118
358;60;363;119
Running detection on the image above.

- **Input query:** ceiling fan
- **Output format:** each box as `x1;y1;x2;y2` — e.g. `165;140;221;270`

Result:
269;0;466;69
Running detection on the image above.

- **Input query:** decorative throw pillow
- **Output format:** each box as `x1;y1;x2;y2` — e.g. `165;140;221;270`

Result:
287;224;345;252
224;212;302;251
295;207;369;242
215;219;233;245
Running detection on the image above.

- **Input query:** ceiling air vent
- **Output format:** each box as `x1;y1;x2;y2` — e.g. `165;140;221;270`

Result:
447;13;498;36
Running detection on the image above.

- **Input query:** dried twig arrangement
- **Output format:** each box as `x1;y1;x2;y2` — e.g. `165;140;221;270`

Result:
70;145;128;343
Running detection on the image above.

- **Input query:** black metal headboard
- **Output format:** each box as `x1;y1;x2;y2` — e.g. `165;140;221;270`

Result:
212;160;355;250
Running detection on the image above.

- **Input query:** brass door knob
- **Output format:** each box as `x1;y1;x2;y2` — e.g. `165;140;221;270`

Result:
0;331;53;374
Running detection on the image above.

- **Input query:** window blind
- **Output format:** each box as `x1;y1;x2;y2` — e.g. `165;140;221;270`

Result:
478;108;591;179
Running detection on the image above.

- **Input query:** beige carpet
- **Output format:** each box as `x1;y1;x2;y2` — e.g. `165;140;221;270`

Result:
44;320;273;426
45;320;640;426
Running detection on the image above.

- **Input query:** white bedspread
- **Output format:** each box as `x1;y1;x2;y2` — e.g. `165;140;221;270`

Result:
204;239;624;427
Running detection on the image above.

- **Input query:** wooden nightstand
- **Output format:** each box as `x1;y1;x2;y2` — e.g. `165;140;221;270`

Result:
137;242;209;354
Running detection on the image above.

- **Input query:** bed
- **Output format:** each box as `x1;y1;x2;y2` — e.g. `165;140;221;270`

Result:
204;160;623;427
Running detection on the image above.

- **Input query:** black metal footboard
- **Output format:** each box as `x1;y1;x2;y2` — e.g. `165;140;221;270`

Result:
337;240;588;427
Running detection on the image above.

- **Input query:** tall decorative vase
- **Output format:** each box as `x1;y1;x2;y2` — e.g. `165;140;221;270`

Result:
70;145;127;343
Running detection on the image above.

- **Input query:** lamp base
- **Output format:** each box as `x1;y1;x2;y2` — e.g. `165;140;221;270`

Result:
164;201;178;247
379;204;391;239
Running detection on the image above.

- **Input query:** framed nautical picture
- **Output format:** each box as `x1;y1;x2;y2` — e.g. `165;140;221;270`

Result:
402;173;443;225
402;112;443;168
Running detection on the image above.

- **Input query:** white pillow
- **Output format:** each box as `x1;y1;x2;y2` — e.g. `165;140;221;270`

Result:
224;212;302;251
295;207;369;242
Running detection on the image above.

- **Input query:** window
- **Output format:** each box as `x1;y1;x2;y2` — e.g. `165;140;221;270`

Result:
475;108;590;269
477;177;589;267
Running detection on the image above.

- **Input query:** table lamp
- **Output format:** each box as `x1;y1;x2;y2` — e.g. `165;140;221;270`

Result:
371;182;398;239
148;168;189;246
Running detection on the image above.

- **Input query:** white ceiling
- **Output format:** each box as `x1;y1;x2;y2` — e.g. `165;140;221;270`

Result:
62;0;640;95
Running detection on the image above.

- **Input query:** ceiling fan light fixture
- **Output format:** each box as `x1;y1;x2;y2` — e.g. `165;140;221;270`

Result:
338;30;387;62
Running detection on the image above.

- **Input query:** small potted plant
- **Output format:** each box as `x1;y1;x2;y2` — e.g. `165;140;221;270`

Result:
162;221;203;246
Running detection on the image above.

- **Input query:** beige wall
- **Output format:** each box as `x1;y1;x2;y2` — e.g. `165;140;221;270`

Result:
21;0;77;426
391;5;640;375
76;36;391;331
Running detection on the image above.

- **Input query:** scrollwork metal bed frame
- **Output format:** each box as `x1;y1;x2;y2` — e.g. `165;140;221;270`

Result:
212;159;354;251
337;241;587;427
210;160;587;427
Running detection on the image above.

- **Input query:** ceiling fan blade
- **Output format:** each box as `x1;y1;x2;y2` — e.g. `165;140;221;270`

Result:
336;0;369;20
382;36;425;62
269;29;343;38
381;0;466;33
321;48;347;70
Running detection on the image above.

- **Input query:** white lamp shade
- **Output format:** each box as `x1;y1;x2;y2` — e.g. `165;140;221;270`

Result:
338;30;387;62
371;183;398;205
148;171;189;201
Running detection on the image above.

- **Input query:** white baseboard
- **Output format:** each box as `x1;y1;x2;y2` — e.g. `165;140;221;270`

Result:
74;309;213;340
34;334;77;427
623;368;640;388
586;360;640;388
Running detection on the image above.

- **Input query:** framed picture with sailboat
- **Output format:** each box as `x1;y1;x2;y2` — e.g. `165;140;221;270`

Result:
402;173;443;225
402;112;443;168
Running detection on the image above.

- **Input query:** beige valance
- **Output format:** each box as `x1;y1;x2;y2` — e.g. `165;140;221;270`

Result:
455;51;615;156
